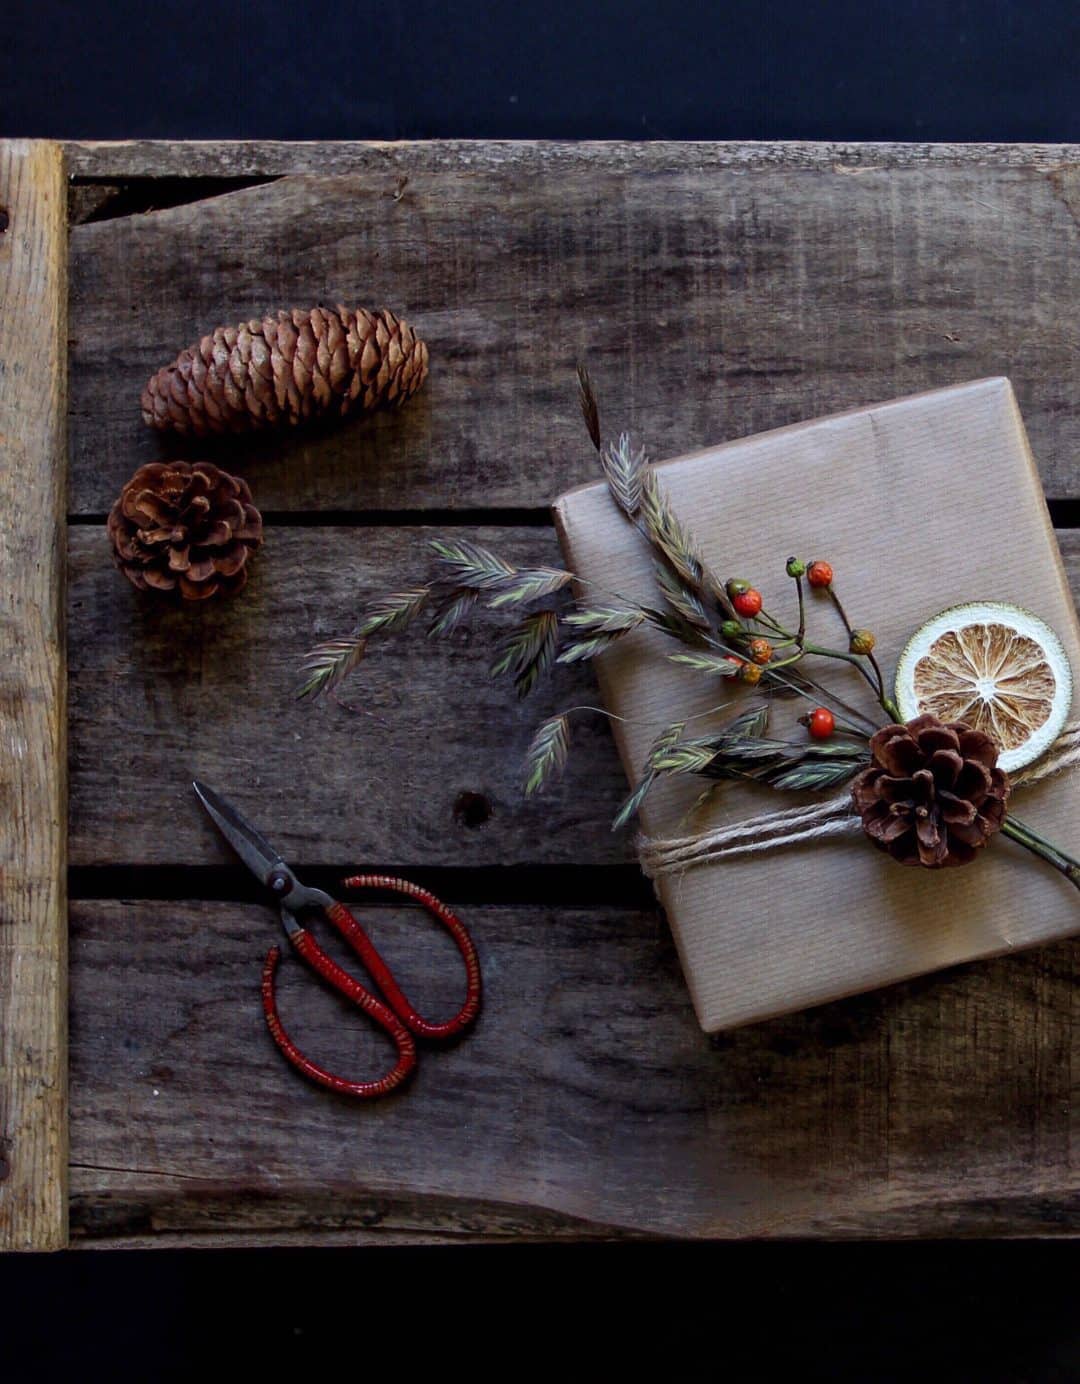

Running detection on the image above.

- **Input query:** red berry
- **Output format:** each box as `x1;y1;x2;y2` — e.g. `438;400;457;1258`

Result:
807;707;836;739
807;560;833;589
733;588;763;617
748;636;772;665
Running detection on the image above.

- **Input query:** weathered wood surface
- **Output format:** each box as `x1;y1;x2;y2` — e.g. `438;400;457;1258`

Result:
68;526;626;869
0;141;68;1251
68;152;1080;516
68;899;1080;1245
69;526;1080;869
60;142;1080;1246
62;140;1080;178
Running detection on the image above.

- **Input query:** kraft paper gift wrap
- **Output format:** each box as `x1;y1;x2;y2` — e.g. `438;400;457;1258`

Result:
553;378;1080;1032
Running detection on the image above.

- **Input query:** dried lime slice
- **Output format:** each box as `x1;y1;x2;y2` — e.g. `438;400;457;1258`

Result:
894;602;1072;771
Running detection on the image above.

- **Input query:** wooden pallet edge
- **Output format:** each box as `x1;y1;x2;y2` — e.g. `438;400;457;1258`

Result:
61;138;1080;180
0;139;69;1252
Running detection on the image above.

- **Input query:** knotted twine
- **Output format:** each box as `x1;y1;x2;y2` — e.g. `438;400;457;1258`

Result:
638;721;1080;880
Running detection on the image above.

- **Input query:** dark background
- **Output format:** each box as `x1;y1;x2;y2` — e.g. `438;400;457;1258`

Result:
3;0;1079;142
3;2;1080;1379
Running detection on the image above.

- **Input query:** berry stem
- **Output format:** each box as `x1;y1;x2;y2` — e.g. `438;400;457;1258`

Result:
802;641;884;696
755;610;789;637
827;586;855;637
795;574;806;642
828;584;892;709
766;651;807;671
760;664;881;735
1002;814;1080;890
866;650;890;705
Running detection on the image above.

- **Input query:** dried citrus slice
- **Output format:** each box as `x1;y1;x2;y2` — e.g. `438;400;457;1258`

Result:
894;602;1072;771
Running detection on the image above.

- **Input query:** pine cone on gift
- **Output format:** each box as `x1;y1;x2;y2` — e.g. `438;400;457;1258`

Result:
141;306;429;437
851;714;1010;867
107;461;263;601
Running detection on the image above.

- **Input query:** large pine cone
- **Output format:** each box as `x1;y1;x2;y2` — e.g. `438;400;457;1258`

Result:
141;306;429;436
851;714;1010;867
108;461;263;601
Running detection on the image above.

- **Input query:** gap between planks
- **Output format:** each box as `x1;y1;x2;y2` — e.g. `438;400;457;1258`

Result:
68;506;554;529
67;500;1080;529
68;863;655;908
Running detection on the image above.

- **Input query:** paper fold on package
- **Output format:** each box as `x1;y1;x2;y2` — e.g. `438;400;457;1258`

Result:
553;379;1080;1031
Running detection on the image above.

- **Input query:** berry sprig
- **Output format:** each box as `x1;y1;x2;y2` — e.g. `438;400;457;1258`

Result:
712;556;901;730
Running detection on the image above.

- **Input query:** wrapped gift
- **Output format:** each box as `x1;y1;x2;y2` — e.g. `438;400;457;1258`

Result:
553;378;1080;1031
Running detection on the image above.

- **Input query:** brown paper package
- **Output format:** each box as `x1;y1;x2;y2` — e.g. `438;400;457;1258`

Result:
553;378;1080;1032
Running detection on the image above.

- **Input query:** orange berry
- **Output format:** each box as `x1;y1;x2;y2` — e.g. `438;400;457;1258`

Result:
748;636;772;665
733;588;763;617
849;628;875;655
807;560;833;588
739;662;763;685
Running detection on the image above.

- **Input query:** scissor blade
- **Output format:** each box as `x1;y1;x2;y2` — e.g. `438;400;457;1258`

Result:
193;781;287;887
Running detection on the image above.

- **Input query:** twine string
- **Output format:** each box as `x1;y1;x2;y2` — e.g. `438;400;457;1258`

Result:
638;721;1080;880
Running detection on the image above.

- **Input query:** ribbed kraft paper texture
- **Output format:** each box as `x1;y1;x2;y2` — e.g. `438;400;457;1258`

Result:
553;379;1080;1031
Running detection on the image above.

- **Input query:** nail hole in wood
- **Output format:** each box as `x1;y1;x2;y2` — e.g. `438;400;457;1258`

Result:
0;209;9;234
454;791;492;829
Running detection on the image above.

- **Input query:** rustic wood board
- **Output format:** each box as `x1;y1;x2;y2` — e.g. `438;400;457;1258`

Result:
68;900;1080;1244
16;139;1080;1247
67;148;1080;515
67;526;628;869
0;142;68;1252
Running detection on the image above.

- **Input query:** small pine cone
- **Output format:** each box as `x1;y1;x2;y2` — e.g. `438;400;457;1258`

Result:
851;714;1010;867
141;306;429;437
107;461;263;601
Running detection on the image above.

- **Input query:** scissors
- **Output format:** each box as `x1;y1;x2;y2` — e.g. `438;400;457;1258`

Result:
193;782;482;1100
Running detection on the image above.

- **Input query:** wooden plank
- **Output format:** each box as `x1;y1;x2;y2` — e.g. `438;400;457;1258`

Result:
0;141;68;1252
67;157;1080;515
62;140;1080;179
68;899;1080;1244
68;525;1080;870
68;525;628;869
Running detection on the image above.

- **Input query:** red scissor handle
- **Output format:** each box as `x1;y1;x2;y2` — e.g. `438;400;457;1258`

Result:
260;875;481;1101
261;938;417;1100
332;874;482;1040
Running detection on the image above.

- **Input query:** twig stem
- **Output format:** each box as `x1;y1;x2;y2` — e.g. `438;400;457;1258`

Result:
1002;814;1080;890
795;574;806;642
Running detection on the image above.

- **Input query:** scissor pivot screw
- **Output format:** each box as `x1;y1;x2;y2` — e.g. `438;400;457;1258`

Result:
268;868;293;896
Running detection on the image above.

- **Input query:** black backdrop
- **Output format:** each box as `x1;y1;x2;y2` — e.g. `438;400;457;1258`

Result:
3;0;1079;142
3;2;1080;1379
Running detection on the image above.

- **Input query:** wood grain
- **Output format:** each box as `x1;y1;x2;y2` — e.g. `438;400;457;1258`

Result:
68;898;1080;1244
68;526;629;869
68;524;1080;870
62;140;1080;179
68;154;1080;516
0;141;68;1252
